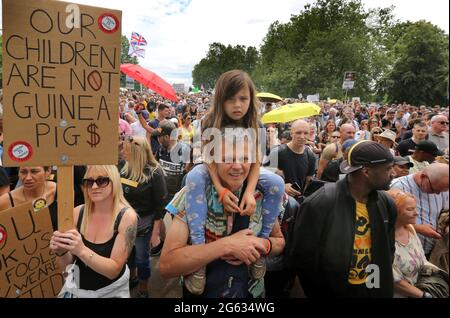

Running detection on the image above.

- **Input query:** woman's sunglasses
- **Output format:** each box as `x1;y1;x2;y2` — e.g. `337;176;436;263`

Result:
372;131;382;135
82;176;111;188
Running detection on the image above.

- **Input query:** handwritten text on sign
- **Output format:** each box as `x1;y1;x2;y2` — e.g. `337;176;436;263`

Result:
0;203;64;298
2;0;121;166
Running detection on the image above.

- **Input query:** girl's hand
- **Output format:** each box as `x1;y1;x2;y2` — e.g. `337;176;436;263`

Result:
239;192;256;216
222;190;241;214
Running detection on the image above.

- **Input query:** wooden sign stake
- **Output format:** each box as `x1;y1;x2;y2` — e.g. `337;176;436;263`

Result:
57;166;74;231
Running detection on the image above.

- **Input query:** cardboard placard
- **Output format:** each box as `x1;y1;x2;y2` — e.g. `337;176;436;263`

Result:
2;0;122;166
0;202;64;298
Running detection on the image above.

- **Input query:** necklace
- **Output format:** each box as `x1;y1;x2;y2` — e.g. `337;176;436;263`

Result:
23;182;47;210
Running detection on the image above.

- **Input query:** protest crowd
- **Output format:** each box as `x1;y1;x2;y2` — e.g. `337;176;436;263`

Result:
0;68;449;299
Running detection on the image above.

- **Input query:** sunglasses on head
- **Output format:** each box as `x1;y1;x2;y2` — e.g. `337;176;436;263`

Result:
82;176;111;188
120;135;134;142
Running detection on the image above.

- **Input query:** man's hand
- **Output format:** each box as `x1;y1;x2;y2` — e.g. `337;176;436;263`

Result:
414;224;442;239
223;229;267;265
285;183;302;197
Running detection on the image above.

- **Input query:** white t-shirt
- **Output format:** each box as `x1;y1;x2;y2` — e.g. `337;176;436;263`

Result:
130;121;147;137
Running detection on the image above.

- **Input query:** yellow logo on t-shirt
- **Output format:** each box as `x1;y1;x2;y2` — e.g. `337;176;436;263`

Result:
348;202;372;285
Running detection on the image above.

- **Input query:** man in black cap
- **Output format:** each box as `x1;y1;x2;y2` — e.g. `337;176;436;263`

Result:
392;156;414;178
287;140;397;297
408;140;444;174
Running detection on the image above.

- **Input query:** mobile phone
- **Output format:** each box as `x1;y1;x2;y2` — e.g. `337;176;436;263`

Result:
292;182;302;192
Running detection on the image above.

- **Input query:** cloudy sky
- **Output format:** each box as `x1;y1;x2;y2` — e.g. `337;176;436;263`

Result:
1;0;448;87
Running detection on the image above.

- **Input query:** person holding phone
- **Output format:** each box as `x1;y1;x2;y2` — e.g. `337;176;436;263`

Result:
268;119;316;201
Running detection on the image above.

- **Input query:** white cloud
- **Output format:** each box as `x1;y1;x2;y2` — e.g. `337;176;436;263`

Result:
1;0;448;87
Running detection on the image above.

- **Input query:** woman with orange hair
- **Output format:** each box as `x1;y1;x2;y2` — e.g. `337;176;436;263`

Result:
387;189;446;298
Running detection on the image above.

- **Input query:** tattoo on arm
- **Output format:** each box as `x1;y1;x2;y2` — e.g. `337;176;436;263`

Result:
124;220;137;256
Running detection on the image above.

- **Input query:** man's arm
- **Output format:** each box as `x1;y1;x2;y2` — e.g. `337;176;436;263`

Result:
137;113;154;134
317;144;333;180
160;216;267;278
267;220;285;256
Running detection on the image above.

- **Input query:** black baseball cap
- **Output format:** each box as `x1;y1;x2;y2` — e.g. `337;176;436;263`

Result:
340;140;394;174
414;140;444;157
152;121;176;137
394;156;413;167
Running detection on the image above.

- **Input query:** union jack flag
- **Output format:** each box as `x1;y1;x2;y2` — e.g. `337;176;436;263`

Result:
130;32;148;46
128;44;145;58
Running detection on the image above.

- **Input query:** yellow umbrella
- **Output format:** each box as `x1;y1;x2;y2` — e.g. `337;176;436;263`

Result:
256;92;283;103
262;103;321;124
328;99;340;104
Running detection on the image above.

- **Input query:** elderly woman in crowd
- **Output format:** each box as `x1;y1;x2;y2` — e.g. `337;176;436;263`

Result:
387;189;447;298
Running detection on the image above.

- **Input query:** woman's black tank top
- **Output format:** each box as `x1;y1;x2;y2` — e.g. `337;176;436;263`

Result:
74;206;127;290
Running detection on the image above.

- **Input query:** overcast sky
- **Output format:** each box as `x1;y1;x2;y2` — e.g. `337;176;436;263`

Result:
1;0;449;87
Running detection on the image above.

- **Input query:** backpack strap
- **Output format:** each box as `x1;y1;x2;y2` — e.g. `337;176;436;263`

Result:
8;192;15;208
76;205;85;232
113;207;128;235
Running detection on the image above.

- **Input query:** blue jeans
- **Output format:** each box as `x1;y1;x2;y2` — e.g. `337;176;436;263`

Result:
185;164;284;245
129;229;152;281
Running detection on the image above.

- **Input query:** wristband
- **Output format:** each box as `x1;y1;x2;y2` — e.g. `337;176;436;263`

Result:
219;188;230;203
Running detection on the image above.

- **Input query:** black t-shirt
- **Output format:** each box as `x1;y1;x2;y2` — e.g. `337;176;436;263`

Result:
157;142;190;200
396;138;417;157
273;144;316;191
148;118;160;155
401;130;413;141
321;158;344;182
119;161;167;219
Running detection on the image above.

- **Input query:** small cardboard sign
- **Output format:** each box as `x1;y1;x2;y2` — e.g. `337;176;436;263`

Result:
0;202;64;298
342;71;356;90
2;0;122;166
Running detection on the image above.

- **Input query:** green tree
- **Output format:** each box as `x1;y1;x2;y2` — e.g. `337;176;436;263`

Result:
254;0;396;100
120;35;139;88
380;21;449;105
192;42;259;89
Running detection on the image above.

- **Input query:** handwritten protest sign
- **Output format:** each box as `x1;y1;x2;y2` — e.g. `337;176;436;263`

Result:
2;0;122;166
0;202;64;298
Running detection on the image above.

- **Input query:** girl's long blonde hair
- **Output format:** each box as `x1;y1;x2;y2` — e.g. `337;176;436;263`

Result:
120;136;160;183
80;165;130;234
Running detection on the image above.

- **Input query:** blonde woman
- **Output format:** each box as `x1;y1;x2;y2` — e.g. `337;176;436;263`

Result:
50;165;138;298
119;136;167;298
